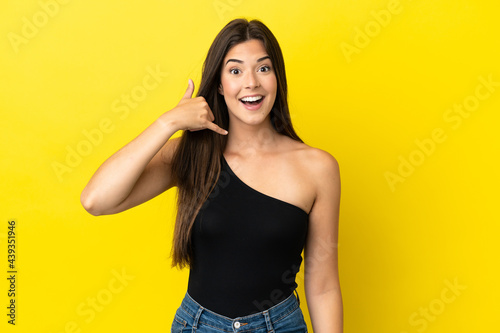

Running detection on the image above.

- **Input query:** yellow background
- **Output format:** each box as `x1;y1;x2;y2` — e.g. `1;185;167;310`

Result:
1;0;499;332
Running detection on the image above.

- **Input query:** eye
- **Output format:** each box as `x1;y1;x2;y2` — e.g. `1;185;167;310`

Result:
259;65;271;72
229;68;241;75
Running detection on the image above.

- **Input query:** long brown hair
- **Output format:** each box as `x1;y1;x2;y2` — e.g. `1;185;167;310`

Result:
170;18;303;269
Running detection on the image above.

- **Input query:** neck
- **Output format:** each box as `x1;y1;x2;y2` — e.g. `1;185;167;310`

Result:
225;116;281;156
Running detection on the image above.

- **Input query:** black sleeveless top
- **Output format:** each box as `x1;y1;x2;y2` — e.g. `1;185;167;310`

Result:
187;155;309;318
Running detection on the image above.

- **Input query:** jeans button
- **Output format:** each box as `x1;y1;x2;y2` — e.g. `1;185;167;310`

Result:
234;321;241;329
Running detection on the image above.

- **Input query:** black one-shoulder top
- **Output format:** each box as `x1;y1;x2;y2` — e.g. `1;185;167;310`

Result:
187;155;309;318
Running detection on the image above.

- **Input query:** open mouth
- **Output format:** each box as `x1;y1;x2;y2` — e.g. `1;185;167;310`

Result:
239;95;264;105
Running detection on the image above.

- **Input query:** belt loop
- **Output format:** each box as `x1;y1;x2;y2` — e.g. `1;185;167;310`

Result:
263;310;274;333
192;305;204;333
294;289;301;306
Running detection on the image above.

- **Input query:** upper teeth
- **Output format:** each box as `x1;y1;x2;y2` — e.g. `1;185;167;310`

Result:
241;96;263;102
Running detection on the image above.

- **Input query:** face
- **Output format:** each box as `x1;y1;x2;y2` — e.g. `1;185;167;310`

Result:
219;39;277;127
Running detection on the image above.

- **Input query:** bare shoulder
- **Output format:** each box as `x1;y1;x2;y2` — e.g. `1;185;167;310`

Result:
288;142;341;216
304;146;339;175
287;139;340;179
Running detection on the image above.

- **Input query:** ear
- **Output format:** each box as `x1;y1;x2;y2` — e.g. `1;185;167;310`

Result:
218;84;224;95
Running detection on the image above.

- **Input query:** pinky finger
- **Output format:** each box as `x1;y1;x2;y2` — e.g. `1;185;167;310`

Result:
208;123;228;135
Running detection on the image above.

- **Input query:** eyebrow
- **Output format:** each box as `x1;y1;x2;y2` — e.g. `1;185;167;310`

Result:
225;56;271;66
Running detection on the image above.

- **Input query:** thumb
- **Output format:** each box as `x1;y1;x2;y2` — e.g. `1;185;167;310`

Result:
182;79;195;100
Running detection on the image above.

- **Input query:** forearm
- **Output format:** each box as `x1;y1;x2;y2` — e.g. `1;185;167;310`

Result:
81;115;178;213
306;288;343;333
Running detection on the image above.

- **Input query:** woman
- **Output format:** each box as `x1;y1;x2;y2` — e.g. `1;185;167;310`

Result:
81;18;342;332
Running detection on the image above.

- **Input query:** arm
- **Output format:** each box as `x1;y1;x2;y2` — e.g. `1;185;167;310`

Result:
80;79;227;216
80;119;178;216
304;150;343;332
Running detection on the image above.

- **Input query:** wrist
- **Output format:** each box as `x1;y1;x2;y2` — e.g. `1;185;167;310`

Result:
156;112;182;136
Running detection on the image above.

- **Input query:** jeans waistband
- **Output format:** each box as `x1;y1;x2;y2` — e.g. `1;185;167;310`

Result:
178;289;301;332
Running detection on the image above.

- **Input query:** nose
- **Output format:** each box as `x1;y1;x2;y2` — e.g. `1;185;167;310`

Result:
244;70;260;89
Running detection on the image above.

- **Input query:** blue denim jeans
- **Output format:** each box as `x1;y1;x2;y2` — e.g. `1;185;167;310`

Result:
171;290;308;332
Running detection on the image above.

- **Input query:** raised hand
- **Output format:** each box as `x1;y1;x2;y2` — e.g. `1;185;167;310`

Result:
167;79;228;135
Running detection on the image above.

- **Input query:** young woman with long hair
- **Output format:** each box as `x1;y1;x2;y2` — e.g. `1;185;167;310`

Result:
81;18;342;333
